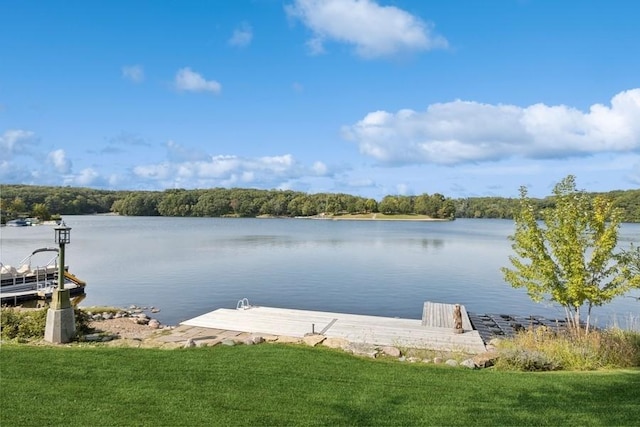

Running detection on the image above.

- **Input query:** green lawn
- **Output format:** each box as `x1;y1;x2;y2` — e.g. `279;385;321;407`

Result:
2;344;639;426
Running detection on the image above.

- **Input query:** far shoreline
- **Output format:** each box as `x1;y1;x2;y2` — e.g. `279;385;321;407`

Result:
296;213;453;222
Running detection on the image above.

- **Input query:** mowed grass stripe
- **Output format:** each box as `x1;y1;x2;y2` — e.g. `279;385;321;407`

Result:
1;344;639;426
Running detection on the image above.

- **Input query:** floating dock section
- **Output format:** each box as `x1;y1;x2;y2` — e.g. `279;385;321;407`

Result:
182;301;487;353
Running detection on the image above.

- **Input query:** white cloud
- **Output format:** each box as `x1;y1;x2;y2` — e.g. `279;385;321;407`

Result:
312;161;328;175
122;65;144;83
285;0;448;58
47;149;72;173
74;168;99;186
132;152;313;190
241;171;255;182
229;22;253;47
174;67;221;94
0;129;37;158
256;154;295;172
0;130;78;185
195;155;242;178
133;163;173;180
108;174;122;187
343;88;640;165
0;159;33;183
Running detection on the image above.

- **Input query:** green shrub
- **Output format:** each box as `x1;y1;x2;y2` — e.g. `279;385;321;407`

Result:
495;326;640;371
599;328;640;367
81;306;121;315
0;307;93;341
495;348;560;371
73;307;93;337
0;307;47;340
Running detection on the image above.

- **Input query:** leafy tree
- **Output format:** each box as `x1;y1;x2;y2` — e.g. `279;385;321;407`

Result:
413;194;430;215
158;190;197;216
1;183;637;221
501;175;640;333
193;191;230;217
616;244;640;301
31;203;51;221
378;196;398;214
301;200;317;216
9;197;27;216
438;199;456;219
397;196;413;214
365;198;378;213
113;193;161;216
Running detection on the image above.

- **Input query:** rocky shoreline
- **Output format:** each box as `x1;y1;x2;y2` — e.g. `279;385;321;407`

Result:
85;305;499;369
84;305;171;341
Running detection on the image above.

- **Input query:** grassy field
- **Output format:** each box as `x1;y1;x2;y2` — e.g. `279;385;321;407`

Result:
2;344;639;426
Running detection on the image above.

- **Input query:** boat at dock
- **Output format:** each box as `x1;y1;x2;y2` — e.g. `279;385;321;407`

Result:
0;247;86;306
5;219;31;227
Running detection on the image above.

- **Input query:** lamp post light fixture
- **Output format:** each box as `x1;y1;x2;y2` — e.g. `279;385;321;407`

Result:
54;222;71;291
45;220;76;343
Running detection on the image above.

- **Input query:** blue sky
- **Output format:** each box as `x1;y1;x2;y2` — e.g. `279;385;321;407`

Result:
1;0;639;199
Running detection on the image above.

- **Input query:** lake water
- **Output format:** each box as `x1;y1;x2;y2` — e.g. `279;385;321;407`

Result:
1;216;638;328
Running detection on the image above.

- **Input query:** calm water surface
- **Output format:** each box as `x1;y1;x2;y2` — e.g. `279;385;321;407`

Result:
1;216;638;327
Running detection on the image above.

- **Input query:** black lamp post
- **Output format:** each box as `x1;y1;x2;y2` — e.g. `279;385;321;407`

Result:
45;220;76;343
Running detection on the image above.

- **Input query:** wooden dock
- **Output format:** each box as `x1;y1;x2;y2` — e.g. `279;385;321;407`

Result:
422;301;473;330
182;302;487;353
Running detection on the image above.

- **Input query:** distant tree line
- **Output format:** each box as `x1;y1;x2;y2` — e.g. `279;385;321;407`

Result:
454;189;640;223
1;184;639;223
108;189;457;219
0;186;455;222
0;185;119;222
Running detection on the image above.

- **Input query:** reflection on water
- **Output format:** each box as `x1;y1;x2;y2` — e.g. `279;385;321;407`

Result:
420;239;444;249
16;294;86;309
1;216;638;328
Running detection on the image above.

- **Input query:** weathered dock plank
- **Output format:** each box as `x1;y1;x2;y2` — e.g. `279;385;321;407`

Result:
421;301;473;331
182;305;487;353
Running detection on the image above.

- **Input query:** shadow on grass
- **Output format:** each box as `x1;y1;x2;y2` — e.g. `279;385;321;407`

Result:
458;370;640;426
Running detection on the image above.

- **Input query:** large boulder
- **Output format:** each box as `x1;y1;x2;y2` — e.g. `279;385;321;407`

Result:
135;317;150;325
250;335;265;344
322;337;350;349
303;335;326;347
460;359;476;369
380;346;402;358
83;333;103;342
275;336;301;344
345;343;378;358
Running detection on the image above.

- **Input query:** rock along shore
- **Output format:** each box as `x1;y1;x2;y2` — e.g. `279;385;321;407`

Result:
85;305;499;370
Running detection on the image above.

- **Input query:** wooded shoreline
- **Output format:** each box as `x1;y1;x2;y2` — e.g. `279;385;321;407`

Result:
2;184;639;223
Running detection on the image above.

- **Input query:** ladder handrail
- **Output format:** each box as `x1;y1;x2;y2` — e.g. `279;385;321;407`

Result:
236;298;251;310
